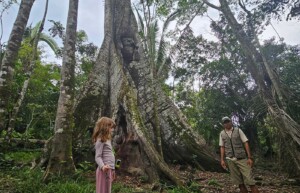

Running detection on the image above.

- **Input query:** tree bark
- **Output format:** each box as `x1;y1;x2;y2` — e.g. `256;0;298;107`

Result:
0;0;35;132
74;0;222;185
43;0;78;180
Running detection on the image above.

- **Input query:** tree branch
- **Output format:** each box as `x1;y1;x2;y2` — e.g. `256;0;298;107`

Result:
238;0;251;16
202;0;221;10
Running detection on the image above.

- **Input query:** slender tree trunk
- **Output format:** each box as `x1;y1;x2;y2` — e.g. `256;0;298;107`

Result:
151;67;164;156
74;0;222;185
6;0;49;141
206;0;300;175
0;0;35;132
43;0;78;180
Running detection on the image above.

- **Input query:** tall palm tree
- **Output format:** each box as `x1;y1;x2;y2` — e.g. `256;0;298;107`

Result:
43;0;78;180
0;0;35;133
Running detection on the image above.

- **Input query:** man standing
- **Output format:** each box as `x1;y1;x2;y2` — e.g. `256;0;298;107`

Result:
219;116;259;193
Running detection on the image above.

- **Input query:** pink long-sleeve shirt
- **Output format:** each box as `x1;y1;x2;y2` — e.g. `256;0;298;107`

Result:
95;140;115;169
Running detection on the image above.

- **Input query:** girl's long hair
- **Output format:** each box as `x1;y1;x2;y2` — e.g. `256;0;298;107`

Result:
92;117;116;143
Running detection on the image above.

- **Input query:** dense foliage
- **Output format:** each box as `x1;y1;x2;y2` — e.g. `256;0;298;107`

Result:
0;0;300;191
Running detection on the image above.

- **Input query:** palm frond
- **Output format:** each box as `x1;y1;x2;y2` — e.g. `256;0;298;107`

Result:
134;5;148;53
156;10;181;76
39;33;60;56
162;9;181;33
30;21;42;40
134;5;145;36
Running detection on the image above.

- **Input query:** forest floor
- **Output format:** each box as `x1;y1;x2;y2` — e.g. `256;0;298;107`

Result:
99;164;300;193
1;149;300;193
1;162;300;192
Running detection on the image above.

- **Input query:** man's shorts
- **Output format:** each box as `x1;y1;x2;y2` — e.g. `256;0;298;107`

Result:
226;158;256;185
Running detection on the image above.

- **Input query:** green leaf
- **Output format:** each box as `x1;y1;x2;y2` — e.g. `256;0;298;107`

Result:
39;33;60;55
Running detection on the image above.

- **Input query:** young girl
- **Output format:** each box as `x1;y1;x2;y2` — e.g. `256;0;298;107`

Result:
92;117;116;193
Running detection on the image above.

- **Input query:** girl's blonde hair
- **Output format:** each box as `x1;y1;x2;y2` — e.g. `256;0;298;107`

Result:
92;117;116;143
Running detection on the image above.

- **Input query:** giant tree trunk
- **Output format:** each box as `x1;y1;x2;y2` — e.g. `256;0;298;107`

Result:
43;0;78;180
211;0;300;175
0;0;35;132
73;0;222;185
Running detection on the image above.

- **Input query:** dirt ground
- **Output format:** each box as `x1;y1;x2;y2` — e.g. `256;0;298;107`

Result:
112;165;300;193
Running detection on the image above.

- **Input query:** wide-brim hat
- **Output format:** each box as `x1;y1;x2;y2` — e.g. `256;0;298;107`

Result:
222;116;231;123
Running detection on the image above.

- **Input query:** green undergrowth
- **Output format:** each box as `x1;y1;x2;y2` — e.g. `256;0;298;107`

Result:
0;167;95;193
5;150;41;163
0;150;205;193
0;166;203;193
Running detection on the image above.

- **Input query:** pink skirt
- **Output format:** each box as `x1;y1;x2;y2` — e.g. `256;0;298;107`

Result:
96;167;114;193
